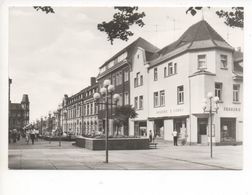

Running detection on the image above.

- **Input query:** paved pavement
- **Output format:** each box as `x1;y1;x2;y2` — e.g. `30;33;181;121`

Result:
8;138;242;170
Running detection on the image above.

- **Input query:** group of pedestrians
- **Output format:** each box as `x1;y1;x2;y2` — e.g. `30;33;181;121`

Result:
9;129;21;143
25;129;37;144
148;129;187;146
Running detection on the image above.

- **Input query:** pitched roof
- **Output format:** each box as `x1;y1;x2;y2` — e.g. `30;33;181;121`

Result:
97;37;159;79
233;50;243;62
149;20;234;67
21;94;29;103
100;37;159;69
10;103;22;110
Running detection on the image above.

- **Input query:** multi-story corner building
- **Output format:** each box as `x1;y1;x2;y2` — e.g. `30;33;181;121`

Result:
97;37;159;136
129;20;243;145
9;79;30;131
62;77;98;135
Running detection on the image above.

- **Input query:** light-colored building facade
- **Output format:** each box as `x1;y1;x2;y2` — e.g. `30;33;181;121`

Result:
61;77;99;136
97;38;159;136
129;20;243;145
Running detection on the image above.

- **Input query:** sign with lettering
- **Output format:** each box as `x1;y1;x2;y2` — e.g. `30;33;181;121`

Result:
156;108;184;114
223;107;241;112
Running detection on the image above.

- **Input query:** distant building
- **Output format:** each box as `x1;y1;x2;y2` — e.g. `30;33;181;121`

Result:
62;77;98;135
9;79;30;131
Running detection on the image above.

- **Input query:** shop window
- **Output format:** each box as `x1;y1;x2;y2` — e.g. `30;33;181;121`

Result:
198;54;207;70
177;86;184;104
154;92;159;107
160;90;165;106
220;54;228;69
139;96;143;110
233;84;240;102
154;68;158;81
215;82;223;101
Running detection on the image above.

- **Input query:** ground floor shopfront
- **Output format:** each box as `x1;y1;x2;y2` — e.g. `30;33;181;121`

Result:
129;114;242;145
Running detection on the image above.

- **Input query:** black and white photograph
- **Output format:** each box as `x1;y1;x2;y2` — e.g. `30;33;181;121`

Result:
1;1;251;195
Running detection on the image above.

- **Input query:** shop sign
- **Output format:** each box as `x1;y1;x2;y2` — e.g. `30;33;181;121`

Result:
156;108;184;114
223;107;241;112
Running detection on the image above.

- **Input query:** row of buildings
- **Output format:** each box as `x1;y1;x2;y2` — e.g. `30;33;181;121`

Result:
36;19;243;145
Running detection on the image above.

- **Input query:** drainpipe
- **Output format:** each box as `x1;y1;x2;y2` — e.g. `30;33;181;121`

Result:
189;72;192;145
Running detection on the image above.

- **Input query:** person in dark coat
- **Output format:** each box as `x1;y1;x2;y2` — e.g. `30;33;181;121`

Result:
149;130;153;143
30;129;35;144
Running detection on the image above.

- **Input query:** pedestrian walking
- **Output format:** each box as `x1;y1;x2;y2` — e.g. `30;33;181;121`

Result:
149;130;153;143
172;129;178;146
30;129;35;144
25;130;30;144
12;129;17;143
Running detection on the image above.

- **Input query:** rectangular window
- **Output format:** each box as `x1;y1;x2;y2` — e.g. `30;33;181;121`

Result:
124;92;129;105
90;103;93;115
160;90;165;106
134;78;137;88
118;94;123;106
124;69;129;82
154;92;159;107
87;104;89;115
112;75;116;85
177;86;184;104
215;83;223;101
140;75;143;86
168;62;173;75
139;96;143;110
198;54;207;70
134;72;140;87
154;68;158;81
220;55;228;69
233;84;240;102
119;72;122;85
134;97;138;109
164;67;167;77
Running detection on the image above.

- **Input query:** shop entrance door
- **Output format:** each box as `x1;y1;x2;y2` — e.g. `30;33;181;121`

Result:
220;118;236;143
154;120;164;139
197;118;208;144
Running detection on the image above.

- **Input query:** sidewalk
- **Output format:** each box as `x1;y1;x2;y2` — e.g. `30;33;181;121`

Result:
8;138;242;170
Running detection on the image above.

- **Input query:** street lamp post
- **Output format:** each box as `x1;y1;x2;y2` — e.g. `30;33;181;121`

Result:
93;79;120;163
57;104;62;147
202;92;219;158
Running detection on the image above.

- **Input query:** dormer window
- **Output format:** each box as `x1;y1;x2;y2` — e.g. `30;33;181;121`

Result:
118;52;127;62
198;54;207;70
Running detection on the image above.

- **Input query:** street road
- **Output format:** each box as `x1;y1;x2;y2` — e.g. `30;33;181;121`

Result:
8;138;242;170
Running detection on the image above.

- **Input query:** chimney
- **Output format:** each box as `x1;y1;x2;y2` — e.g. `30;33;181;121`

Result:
237;47;241;52
64;94;68;99
90;77;96;86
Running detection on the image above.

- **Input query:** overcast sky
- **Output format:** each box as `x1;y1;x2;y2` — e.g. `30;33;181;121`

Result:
9;7;243;122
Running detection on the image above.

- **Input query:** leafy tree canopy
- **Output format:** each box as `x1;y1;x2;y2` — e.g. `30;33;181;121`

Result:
186;7;243;28
97;7;145;45
114;105;138;126
33;6;55;14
